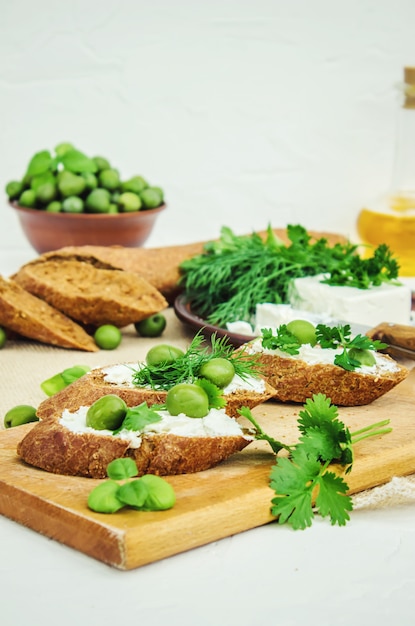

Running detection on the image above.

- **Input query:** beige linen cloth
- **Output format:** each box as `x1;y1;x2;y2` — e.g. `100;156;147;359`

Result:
1;307;415;512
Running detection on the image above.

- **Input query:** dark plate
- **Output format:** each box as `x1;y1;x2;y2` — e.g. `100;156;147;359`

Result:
173;294;255;348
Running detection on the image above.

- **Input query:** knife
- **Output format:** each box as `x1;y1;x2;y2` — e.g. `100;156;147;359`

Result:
347;321;415;361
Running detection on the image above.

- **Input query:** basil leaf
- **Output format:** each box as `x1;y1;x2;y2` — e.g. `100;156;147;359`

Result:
59;149;98;173
26;150;52;177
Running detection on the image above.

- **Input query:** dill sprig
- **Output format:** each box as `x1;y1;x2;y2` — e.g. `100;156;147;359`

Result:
131;331;262;391
179;224;399;327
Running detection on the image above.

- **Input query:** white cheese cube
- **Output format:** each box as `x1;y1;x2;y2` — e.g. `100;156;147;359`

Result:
287;274;412;326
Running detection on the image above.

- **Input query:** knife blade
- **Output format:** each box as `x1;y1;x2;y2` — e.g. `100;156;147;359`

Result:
345;321;415;361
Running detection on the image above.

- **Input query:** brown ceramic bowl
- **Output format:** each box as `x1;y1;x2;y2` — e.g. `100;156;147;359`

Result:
173;294;255;347
10;201;166;253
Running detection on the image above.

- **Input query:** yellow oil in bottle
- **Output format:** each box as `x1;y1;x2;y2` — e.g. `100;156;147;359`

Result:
357;201;415;276
357;67;415;276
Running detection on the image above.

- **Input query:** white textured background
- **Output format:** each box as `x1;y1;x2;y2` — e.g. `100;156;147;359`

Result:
1;0;415;267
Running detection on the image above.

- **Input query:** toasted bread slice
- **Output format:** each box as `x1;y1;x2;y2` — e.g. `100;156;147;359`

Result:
239;341;408;406
36;362;276;421
0;275;98;351
17;410;253;478
13;259;168;327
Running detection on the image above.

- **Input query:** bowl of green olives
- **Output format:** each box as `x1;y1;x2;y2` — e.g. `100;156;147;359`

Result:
6;143;166;253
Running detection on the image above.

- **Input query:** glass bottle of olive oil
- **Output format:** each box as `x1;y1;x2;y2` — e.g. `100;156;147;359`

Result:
357;66;415;276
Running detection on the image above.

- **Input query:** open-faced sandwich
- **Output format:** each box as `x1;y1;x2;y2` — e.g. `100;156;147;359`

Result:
17;387;254;478
36;332;276;421
238;320;408;406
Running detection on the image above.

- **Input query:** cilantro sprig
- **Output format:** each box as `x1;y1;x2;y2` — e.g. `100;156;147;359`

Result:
113;402;163;434
315;324;387;371
239;394;392;529
260;325;302;355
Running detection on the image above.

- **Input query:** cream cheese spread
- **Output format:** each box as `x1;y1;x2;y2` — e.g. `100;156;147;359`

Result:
59;405;252;449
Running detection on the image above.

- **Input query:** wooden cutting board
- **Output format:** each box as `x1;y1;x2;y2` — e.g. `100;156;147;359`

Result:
0;369;414;570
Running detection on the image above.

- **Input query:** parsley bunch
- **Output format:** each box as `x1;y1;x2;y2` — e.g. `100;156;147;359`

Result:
179;224;399;327
240;394;392;529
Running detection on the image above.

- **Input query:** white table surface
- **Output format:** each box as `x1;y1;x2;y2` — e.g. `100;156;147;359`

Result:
1;246;415;626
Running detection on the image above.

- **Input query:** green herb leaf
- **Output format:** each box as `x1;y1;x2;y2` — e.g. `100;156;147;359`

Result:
26;150;53;177
261;325;301;354
87;480;125;513
61;365;90;385
58;148;98;174
117;480;149;509
195;378;226;409
106;458;139;480
315;471;353;526
113;402;163;434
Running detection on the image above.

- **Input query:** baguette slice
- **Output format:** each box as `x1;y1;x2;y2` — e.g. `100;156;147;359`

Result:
23;230;348;303
239;341;408;406
13;259;168;327
36;362;276;421
17;411;253;479
0;275;98;351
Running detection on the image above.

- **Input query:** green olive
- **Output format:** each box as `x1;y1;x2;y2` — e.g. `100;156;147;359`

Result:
98;168;120;191
286;319;317;346
139;475;176;510
135;314;166;338
348;347;377;367
94;324;122;350
166;383;209;418
62;196;84;213
0;326;6;349
140;188;162;209
146;344;184;366
86;395;127;430
85;188;111;214
5;180;24;200
118;191;142;213
199;357;235;388
4;405;39;428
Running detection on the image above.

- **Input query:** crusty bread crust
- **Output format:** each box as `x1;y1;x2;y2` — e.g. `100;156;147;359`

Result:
13;259;168;327
256;352;408;406
36;366;276;421
17;419;252;478
0;275;98;352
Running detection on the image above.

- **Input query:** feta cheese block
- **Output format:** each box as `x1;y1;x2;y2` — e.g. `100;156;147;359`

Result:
287;274;412;326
